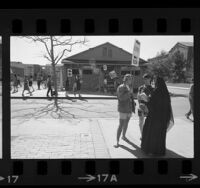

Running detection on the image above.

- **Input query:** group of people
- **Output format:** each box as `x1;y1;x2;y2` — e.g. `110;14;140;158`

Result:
11;73;83;98
11;74;49;97
65;74;82;98
114;73;175;157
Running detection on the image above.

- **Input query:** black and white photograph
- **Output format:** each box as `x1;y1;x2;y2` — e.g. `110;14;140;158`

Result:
0;37;2;159
10;36;194;159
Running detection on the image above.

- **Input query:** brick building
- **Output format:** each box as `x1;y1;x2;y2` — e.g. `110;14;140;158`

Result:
24;64;42;80
61;42;148;95
10;61;25;79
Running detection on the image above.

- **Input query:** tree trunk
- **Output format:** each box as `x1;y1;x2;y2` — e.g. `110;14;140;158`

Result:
50;36;58;110
52;62;58;96
50;36;58;96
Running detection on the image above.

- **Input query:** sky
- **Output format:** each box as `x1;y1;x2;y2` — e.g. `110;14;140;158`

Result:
10;36;193;65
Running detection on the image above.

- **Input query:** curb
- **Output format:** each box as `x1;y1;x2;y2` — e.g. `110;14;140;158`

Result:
169;92;188;98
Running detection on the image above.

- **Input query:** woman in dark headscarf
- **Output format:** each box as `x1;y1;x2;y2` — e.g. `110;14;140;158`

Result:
141;76;174;156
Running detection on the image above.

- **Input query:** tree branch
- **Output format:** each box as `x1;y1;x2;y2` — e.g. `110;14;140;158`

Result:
43;54;52;63
55;49;68;64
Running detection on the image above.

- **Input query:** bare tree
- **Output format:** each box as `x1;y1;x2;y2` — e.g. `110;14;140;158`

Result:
21;36;88;112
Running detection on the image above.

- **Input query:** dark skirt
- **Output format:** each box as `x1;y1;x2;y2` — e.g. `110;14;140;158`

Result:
141;116;167;156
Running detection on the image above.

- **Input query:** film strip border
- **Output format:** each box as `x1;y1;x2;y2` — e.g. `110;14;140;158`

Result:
0;159;197;185
0;9;199;34
0;8;200;185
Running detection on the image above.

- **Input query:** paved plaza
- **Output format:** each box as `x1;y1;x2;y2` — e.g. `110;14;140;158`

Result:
10;85;194;159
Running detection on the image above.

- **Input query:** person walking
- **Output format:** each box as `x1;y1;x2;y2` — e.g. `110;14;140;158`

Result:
137;74;154;136
22;76;32;97
29;75;35;92
185;78;194;121
141;76;174;157
46;75;53;97
114;74;134;148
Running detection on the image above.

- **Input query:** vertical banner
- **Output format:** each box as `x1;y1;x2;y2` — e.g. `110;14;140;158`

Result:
132;39;141;67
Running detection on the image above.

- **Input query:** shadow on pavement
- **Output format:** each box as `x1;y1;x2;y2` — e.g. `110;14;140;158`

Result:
119;137;148;158
119;137;185;158
165;149;185;158
169;92;187;98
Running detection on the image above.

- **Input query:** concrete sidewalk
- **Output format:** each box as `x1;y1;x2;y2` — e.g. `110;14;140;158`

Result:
11;117;193;159
10;83;115;98
11;83;190;98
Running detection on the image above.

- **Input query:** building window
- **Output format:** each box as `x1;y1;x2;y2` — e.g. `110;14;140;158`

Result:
121;70;131;75
83;69;93;75
135;70;140;76
72;69;79;75
108;49;112;58
103;47;107;57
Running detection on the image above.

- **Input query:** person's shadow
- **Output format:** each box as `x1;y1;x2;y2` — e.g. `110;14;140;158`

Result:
118;137;148;158
119;137;185;158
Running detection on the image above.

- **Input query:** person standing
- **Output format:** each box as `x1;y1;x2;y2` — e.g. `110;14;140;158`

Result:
17;74;22;87
22;76;32;97
185;78;194;121
103;78;107;93
141;76;174;157
72;75;77;97
46;75;53;97
137;74;154;136
114;74;134;148
43;75;47;89
65;77;70;97
29;75;35;92
37;74;41;90
12;74;18;93
76;74;82;98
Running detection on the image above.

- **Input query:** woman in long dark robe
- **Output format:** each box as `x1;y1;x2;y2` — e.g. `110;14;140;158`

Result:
141;76;174;156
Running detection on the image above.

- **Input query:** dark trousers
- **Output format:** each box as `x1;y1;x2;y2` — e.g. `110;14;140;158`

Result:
37;80;41;90
47;87;53;97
